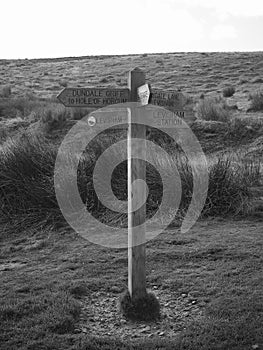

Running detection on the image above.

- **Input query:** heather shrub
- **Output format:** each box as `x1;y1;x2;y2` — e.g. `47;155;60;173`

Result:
223;85;235;97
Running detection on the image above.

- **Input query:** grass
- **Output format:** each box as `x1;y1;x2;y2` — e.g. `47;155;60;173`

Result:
0;91;262;348
249;91;263;111
242;157;262;186
251;77;263;84
0;291;81;333
0;149;261;348
0;96;45;118
77;136;260;222
0;132;62;230
0;85;12;98
0;218;262;349
204;157;251;216
0;289;82;349
0;127;261;233
196;97;231;122
38;104;69;132
0;96;79;123
224;117;263;142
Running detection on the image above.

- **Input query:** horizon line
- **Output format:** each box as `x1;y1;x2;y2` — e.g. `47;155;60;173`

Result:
1;50;263;61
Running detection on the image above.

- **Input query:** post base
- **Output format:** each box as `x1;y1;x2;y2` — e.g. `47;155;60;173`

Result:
119;290;160;321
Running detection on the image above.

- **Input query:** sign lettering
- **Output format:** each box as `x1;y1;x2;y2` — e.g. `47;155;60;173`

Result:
150;89;186;110
57;88;130;107
88;109;128;128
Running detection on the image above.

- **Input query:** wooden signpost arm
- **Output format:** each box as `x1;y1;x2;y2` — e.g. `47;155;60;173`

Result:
127;68;147;300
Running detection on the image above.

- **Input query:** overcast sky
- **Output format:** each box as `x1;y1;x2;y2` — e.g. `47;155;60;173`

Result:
1;0;263;59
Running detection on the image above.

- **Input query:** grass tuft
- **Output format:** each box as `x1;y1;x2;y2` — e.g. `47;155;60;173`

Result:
224;118;254;141
0;132;62;231
0;85;12;98
204;157;252;216
39;104;69;132
68;282;89;299
196;98;231;122
249;91;263;111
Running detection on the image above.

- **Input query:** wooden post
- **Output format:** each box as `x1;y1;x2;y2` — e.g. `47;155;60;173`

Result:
127;68;147;300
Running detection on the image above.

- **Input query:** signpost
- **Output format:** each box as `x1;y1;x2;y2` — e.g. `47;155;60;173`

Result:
127;68;147;299
57;67;189;303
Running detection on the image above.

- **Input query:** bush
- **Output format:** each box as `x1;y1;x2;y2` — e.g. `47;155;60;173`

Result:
223;86;235;97
249;91;263;111
196;98;230;122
